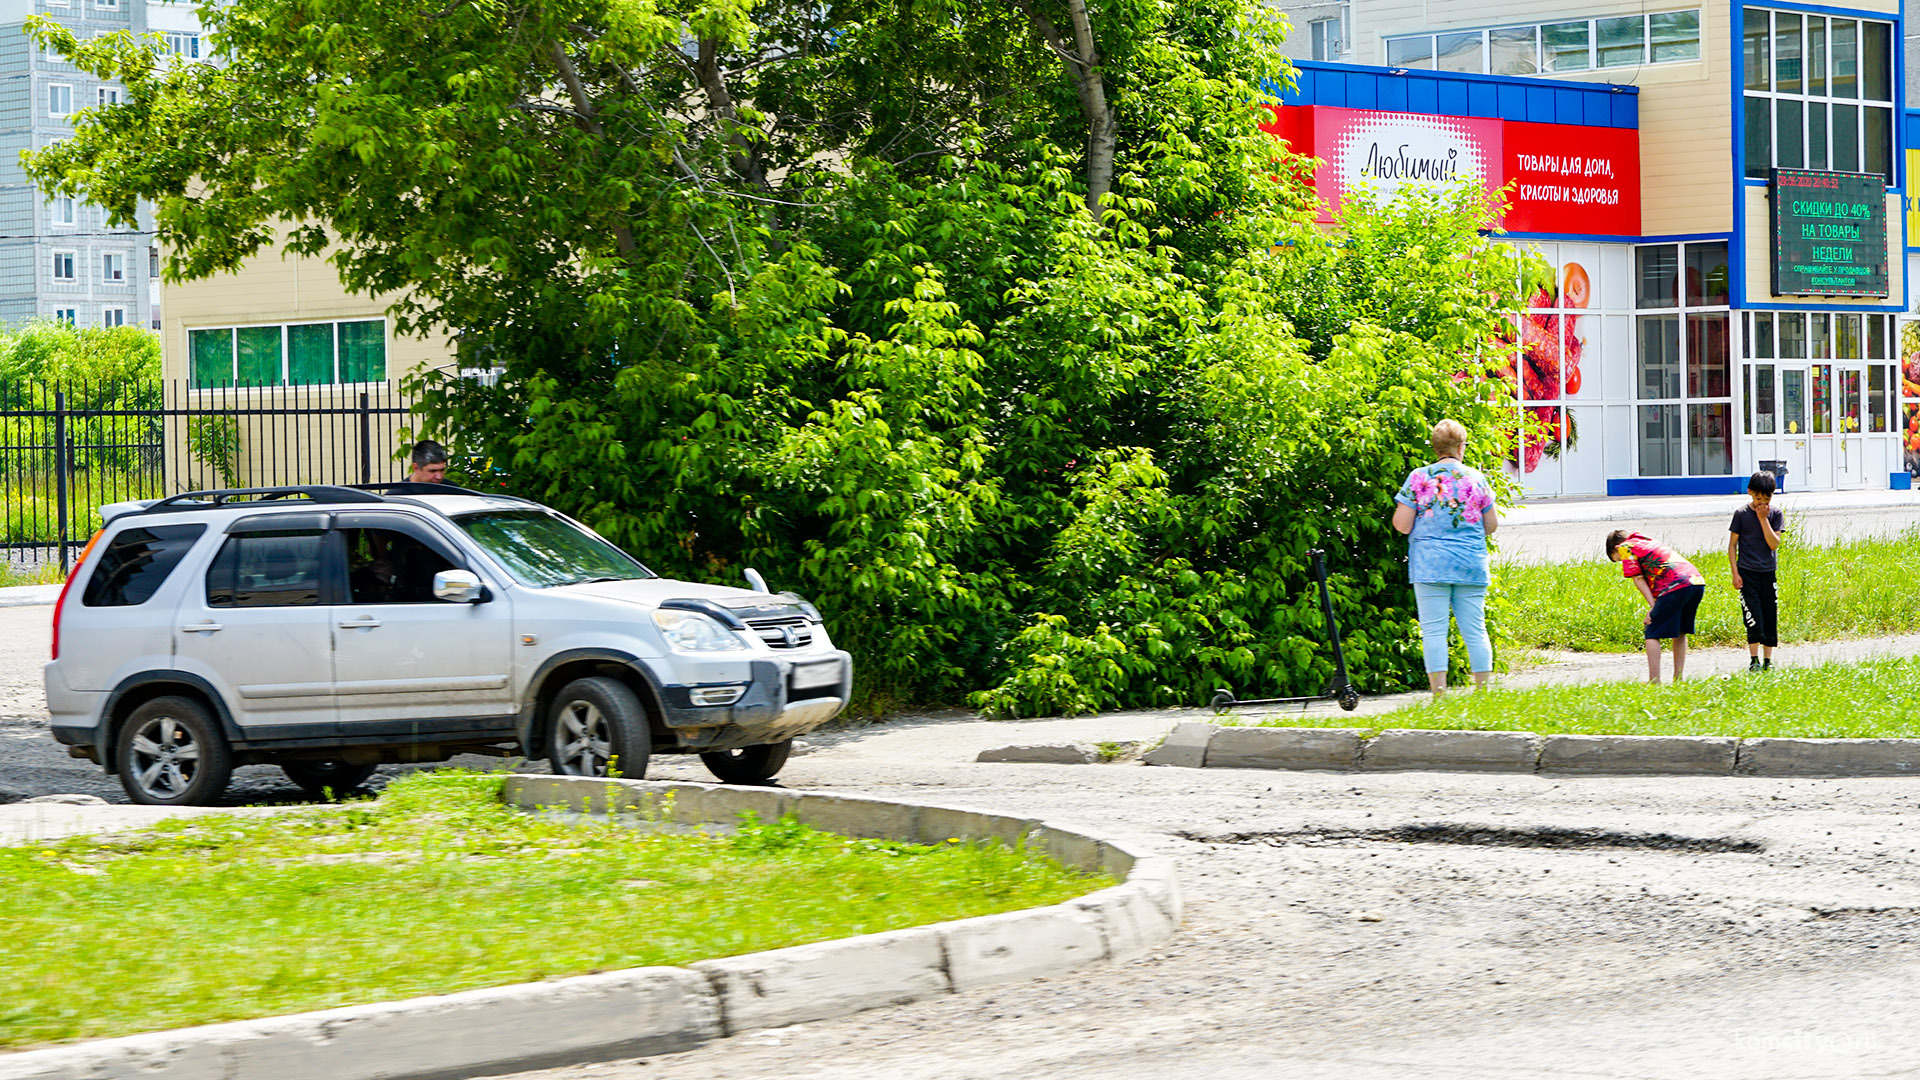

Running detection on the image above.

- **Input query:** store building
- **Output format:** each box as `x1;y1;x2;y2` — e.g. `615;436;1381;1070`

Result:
1266;1;1913;496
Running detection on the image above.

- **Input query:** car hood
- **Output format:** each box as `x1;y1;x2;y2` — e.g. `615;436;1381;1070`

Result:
555;577;797;615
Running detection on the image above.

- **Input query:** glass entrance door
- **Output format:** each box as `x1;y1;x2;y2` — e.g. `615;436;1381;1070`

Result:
1837;364;1866;487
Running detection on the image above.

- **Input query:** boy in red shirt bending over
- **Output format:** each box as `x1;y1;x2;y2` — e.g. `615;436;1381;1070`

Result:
1606;530;1708;684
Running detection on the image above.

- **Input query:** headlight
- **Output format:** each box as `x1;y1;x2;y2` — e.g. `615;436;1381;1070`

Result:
651;609;750;653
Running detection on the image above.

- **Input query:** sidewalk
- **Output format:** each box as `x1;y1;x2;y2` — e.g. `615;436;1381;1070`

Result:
1498;488;1920;563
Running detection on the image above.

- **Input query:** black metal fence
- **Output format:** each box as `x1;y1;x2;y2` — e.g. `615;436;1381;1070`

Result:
0;379;417;573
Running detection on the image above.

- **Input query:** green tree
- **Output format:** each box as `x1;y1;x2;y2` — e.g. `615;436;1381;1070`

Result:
27;0;1526;714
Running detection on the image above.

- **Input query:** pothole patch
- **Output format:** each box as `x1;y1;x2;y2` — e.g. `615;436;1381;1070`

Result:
1185;823;1764;854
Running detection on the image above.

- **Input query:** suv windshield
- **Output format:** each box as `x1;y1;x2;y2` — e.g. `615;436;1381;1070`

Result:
454;510;654;587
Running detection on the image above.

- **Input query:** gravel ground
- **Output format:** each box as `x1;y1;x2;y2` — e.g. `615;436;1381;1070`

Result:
14;600;1920;1077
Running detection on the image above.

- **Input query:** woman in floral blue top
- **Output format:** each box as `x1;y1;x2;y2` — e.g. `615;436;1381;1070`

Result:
1392;420;1499;697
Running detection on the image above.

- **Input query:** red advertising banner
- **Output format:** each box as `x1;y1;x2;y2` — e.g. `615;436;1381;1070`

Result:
1260;104;1640;236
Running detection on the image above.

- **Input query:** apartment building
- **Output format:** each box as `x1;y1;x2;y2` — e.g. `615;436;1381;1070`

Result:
1268;0;1915;496
0;0;203;330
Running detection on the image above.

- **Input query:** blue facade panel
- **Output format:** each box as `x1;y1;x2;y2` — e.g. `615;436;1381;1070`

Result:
1283;60;1639;130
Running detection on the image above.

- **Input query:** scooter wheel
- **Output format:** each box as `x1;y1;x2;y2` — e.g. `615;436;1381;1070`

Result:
1209;690;1235;713
1336;687;1360;712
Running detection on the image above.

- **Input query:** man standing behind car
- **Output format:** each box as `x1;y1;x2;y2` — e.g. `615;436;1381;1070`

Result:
408;440;449;484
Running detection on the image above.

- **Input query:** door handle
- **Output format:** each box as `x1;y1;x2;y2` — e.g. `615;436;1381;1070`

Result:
179;622;224;633
337;617;382;629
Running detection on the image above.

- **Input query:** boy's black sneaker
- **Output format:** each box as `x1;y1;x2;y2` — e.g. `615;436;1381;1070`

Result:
1749;658;1762;672
1763;659;1772;671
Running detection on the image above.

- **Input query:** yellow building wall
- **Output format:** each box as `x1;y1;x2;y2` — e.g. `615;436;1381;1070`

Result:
160;241;455;492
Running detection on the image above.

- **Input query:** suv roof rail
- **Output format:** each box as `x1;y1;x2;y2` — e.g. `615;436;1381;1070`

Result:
350;482;492;497
140;485;388;514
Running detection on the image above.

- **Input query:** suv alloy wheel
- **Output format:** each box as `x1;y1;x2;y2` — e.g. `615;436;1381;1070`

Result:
546;676;651;779
117;696;233;806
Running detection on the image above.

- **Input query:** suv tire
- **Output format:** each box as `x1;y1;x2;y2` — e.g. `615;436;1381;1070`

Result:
281;760;379;798
700;740;793;785
547;676;651;780
117;696;233;806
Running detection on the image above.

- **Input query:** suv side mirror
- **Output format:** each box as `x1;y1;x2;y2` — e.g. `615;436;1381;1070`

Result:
433;569;486;603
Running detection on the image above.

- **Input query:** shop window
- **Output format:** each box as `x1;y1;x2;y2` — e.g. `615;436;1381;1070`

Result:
1840;369;1862;434
1638;314;1680;399
1746;366;1777;435
1435;32;1480;73
1806;313;1830;358
1542;22;1589;72
1811;365;1832;433
236;325;281;385
1686;313;1730;397
1386;12;1697;77
1489;26;1537;75
1684;243;1728;306
1688;404;1732;475
1773;13;1800;93
1596;16;1645;66
1743;9;1770;91
1635;245;1678;308
1386;36;1432;69
1635;241;1732;477
1777;312;1807;359
1639;405;1683;476
1741;9;1894;185
1867;314;1887;359
1749;312;1774;358
188;319;387;389
1835;314;1861;359
1649;11;1699;62
1869;365;1889;432
1782;369;1807;434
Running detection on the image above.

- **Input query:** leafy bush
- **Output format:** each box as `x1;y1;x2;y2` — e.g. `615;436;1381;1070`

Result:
33;0;1529;714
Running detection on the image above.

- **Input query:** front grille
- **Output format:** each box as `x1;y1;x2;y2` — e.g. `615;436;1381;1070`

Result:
745;615;814;649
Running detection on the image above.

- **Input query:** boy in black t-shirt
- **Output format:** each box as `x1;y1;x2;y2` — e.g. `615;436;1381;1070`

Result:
1728;471;1785;671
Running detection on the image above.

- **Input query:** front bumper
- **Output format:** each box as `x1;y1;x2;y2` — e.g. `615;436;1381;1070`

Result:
651;651;853;752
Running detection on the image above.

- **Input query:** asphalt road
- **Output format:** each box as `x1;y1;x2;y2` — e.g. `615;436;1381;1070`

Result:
13;602;1920;1078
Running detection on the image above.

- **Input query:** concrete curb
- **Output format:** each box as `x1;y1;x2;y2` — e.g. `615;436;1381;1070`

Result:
0;777;1178;1080
1148;725;1920;778
0;584;60;608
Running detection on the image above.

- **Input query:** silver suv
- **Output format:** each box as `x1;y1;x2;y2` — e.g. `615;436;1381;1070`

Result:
46;484;852;805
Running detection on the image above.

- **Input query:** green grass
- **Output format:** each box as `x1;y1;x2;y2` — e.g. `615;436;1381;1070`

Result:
1256;656;1920;739
0;773;1105;1050
1498;528;1920;653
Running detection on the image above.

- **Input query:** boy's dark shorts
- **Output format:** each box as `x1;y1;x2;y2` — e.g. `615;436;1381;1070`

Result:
1645;583;1705;640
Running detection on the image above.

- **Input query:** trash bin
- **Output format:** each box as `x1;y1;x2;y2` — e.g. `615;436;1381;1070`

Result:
1758;459;1788;492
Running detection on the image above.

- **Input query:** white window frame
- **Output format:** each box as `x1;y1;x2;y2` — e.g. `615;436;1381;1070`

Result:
1385;9;1701;76
96;85;122;107
190;318;391;389
51;196;76;227
101;307;125;328
163;31;199;59
47;83;72;117
1740;8;1897;184
50;250;76;282
94;0;119;10
1633;241;1736;479
101;251;125;283
1311;13;1348;61
53;307;77;325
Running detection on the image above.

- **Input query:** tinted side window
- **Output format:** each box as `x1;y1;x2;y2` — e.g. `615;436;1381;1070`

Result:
343;528;456;604
205;530;324;608
82;524;207;607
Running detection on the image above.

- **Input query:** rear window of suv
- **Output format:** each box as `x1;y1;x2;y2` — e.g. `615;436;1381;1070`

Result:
82;524;207;607
453;510;653;587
